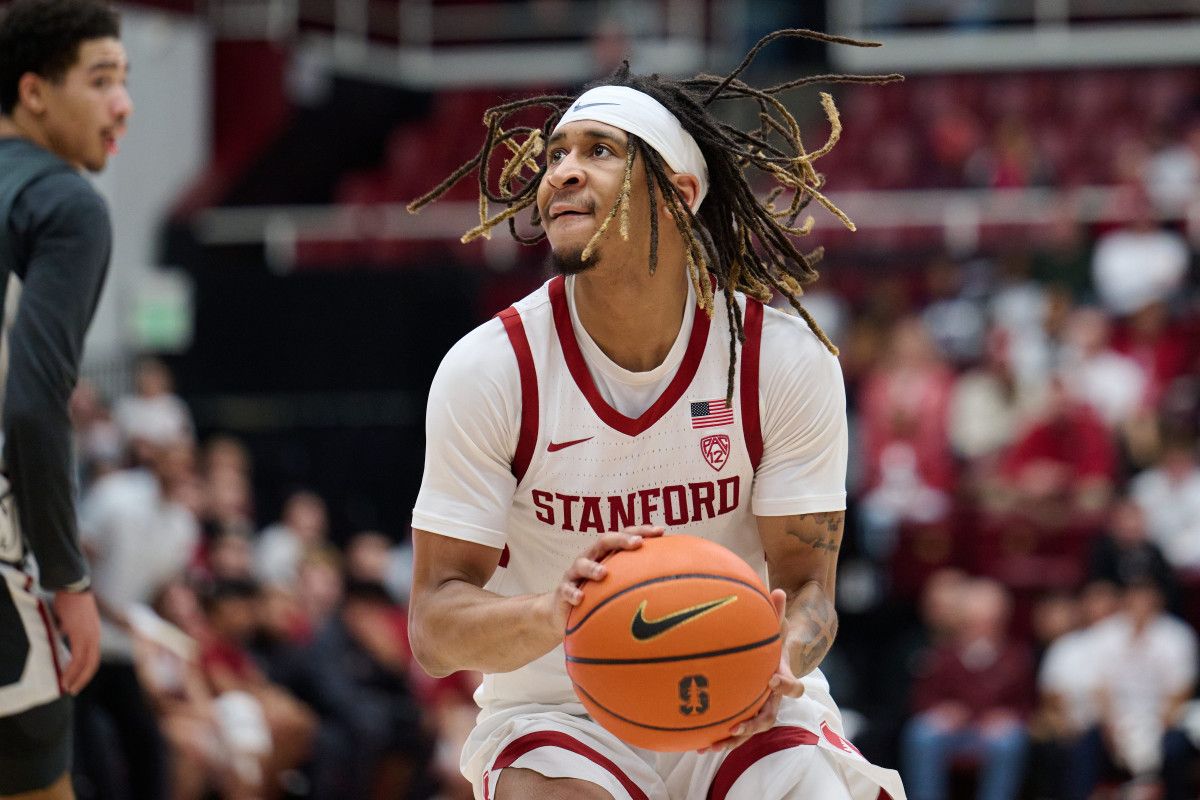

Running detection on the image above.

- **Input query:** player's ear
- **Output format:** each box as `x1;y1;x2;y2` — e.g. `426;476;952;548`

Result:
668;173;701;213
17;73;48;116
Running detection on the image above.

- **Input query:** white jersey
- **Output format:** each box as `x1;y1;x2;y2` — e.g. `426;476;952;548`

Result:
413;274;848;712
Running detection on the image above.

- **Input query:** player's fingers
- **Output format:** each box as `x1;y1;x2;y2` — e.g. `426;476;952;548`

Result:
770;588;787;618
587;527;662;560
74;642;99;694
559;581;585;606
723;691;781;745
620;525;664;539
564;557;607;587
769;671;805;699
62;635;98;694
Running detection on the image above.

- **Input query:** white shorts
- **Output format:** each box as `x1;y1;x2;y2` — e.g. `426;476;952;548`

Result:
463;673;906;800
0;562;66;717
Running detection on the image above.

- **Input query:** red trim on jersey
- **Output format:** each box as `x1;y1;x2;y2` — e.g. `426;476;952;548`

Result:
498;545;510;568
739;298;764;471
487;731;649;800
705;726;819;800
497;306;539;482
548;275;711;437
35;597;65;693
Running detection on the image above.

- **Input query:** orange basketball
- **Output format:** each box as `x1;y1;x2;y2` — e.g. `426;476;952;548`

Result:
563;534;782;752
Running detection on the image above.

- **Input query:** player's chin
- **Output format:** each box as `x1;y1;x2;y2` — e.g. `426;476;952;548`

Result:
551;245;599;276
82;151;109;173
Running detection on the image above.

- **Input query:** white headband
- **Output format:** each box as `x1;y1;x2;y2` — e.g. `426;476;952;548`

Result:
553;85;709;210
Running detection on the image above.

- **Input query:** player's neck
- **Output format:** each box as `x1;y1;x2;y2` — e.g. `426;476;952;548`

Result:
0;113;55;158
573;258;690;373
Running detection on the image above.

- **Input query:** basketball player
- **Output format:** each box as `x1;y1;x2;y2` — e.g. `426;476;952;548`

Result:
408;31;906;800
0;1;130;796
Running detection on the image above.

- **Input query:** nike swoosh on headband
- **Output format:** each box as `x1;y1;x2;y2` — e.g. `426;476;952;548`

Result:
570;101;621;112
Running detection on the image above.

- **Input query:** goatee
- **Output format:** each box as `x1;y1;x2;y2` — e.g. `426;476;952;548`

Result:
552;247;598;275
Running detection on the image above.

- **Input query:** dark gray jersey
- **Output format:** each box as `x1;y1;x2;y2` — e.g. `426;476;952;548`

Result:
0;137;111;590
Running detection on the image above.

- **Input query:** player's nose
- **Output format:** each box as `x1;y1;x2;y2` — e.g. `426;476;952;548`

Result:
546;151;586;189
112;85;133;120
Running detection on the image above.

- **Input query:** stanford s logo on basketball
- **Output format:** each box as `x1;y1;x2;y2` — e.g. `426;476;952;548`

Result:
678;674;709;715
701;434;730;471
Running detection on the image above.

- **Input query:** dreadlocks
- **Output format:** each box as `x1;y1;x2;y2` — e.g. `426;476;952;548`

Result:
408;29;902;401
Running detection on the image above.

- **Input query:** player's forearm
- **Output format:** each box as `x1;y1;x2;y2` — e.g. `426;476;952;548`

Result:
783;579;838;679
409;578;561;678
3;397;88;589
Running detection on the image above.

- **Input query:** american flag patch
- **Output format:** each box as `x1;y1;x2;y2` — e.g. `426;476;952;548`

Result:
690;399;734;429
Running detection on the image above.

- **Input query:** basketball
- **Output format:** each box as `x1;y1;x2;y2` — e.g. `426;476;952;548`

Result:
563;534;783;751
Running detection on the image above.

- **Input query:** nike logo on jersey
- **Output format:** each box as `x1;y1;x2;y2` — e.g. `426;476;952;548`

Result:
630;595;738;641
547;436;593;452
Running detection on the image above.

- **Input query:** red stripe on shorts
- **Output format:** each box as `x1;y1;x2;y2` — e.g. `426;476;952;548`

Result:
489;730;649;800
35;597;64;692
706;726;819;800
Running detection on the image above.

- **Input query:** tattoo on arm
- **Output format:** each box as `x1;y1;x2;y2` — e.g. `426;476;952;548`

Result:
790;582;839;677
785;511;842;553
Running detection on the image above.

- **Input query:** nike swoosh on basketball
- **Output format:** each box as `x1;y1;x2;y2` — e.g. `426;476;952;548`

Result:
547;436;593;452
630;595;738;641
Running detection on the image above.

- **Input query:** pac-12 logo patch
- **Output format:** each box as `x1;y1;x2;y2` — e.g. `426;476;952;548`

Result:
700;434;730;472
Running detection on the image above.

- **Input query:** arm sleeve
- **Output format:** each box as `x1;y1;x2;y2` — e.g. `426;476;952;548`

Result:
410;319;521;549
751;311;849;517
4;179;111;590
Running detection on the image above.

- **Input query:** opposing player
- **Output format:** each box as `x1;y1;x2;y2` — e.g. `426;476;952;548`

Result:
407;30;906;800
0;1;130;797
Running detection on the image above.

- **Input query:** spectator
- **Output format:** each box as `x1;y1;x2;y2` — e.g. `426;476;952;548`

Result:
858;317;956;558
1143;116;1200;212
207;530;257;582
200;579;318;800
294;547;344;629
1030;209;1092;300
75;438;200;800
114;357;194;455
948;327;1042;470
1091;189;1189;318
987;252;1058;390
345;530;412;602
921;257;986;366
1033;581;1121;799
990;375;1116;521
1088;498;1177;609
133;581;256;800
1068;579;1198;799
1059;307;1148;429
256;490;330;587
1129;436;1200;571
304;579;431;799
69;379;122;483
903;579;1034;800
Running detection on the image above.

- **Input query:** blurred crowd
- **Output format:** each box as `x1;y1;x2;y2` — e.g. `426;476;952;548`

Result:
67;359;476;800
809;170;1200;798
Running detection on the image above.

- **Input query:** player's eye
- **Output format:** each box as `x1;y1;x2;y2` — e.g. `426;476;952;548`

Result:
548;149;565;163
593;144;613;158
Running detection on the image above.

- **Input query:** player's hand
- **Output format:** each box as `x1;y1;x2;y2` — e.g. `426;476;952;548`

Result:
547;526;664;631
698;589;803;753
53;590;101;694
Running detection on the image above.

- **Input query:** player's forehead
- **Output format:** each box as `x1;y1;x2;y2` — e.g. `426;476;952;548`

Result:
72;37;128;74
547;119;629;148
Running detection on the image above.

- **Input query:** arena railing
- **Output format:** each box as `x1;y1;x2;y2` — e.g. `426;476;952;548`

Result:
188;186;1200;273
201;0;747;88
828;0;1200;72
